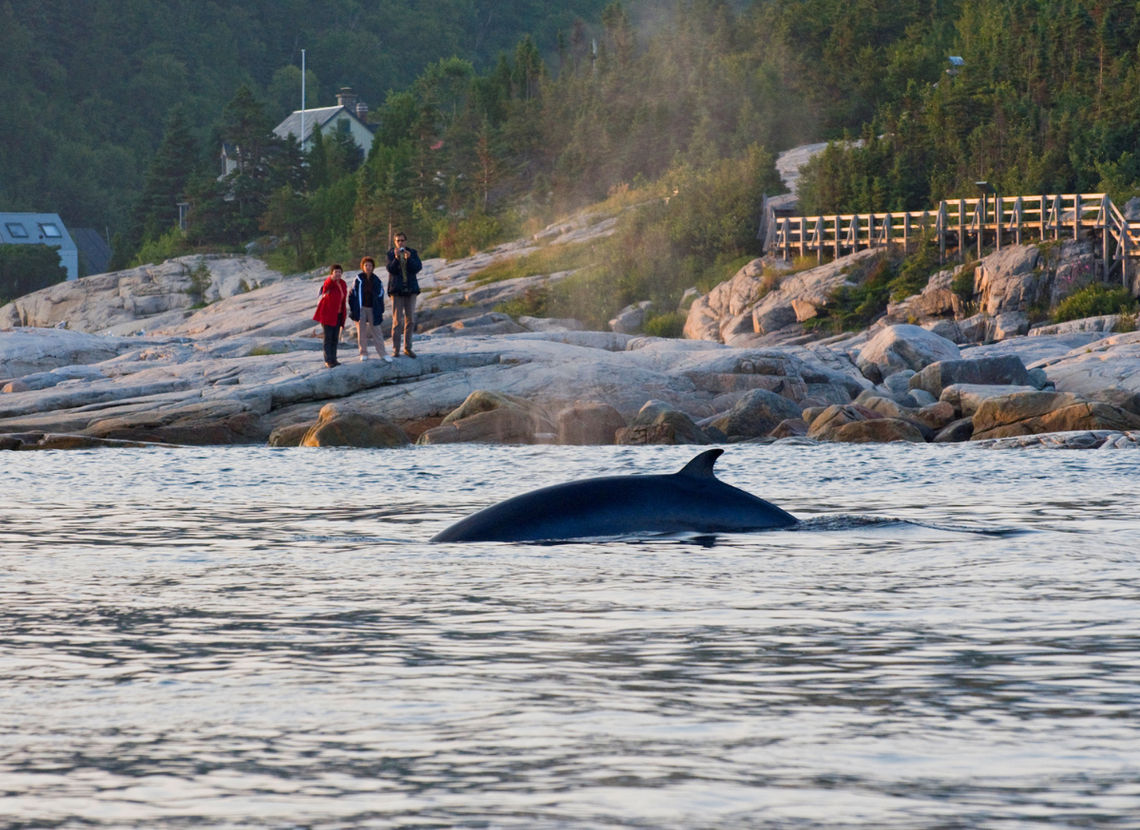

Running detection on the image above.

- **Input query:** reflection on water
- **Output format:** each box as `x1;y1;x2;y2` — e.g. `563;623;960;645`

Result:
1;444;1139;827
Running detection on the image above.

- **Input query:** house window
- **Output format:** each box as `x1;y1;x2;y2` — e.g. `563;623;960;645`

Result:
336;118;350;134
5;222;29;238
38;222;62;238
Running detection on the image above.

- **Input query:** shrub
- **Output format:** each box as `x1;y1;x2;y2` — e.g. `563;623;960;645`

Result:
952;261;978;304
495;286;548;318
1052;283;1138;323
436;211;517;260
888;235;941;301
642;310;686;338
816;251;901;332
132;227;190;267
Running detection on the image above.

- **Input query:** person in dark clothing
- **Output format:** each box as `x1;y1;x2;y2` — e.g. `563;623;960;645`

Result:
385;231;423;358
313;263;348;368
348;256;391;362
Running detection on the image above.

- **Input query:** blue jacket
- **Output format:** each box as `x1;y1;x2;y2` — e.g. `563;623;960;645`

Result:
348;271;385;321
386;246;423;295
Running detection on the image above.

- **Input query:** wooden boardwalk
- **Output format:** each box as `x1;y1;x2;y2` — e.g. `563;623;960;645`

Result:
764;193;1140;289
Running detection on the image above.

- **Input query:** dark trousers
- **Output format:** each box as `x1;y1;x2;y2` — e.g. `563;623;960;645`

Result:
322;324;341;364
391;294;417;351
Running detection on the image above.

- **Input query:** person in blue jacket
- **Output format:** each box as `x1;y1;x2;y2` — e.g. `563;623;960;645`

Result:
348;256;391;362
386;231;422;358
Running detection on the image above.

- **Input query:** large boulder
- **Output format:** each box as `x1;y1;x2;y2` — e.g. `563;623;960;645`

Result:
830;417;927;444
855;324;961;381
909;354;1033;398
300;403;410;448
417;406;538;444
806;404;877;440
971;391;1140;440
706;388;803;441
975;240;1098;316
609;301;653;334
420;389;551;444
1035;331;1140;398
940;383;1039;416
616;400;709;445
556;401;626;445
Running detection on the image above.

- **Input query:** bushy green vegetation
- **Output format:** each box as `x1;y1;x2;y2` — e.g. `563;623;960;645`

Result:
807;244;948;334
0;244;68;304
796;1;1140;213
1053;283;1138;323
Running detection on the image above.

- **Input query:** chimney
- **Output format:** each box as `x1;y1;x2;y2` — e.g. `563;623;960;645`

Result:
336;87;358;110
355;101;369;121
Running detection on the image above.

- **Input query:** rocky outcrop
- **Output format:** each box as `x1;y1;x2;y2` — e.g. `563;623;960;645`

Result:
4;206;1140;451
616;400;710;445
704;388;804;441
418;390;552;445
0;255;285;333
683;249;884;345
971;391;1140;440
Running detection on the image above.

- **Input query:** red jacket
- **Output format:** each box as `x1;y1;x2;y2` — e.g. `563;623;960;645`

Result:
313;276;347;327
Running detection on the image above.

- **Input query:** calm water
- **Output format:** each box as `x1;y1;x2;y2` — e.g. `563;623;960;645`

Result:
1;443;1138;828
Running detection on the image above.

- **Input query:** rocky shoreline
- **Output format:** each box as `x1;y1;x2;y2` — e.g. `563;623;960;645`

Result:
3;218;1140;452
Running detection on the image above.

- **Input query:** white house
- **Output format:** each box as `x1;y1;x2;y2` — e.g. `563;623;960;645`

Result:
0;212;80;280
221;88;376;177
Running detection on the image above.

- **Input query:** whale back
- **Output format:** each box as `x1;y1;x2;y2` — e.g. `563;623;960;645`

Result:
430;448;796;543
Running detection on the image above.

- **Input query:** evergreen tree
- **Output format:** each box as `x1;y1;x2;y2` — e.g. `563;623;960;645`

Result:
123;108;198;253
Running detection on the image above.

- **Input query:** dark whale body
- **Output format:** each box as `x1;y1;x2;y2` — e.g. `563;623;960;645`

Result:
431;448;798;543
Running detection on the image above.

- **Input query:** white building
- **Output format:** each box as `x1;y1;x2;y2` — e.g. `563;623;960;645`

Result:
221;88;376;178
0;212;80;281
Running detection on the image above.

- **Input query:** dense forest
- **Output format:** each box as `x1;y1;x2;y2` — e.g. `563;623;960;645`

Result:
3;0;1139;325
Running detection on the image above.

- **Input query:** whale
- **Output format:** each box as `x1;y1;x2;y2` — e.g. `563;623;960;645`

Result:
430;448;798;543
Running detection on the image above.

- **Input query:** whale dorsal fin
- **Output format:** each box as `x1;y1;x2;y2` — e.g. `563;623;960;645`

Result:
676;448;724;479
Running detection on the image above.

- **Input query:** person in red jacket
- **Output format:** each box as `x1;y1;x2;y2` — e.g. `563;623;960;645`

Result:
313;264;348;368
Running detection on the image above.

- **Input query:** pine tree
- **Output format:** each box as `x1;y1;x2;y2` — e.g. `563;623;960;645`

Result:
119;107;199;264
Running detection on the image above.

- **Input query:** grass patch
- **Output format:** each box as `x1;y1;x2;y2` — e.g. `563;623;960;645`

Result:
1053;283;1138;323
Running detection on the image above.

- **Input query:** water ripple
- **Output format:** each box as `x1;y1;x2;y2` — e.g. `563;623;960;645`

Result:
1;445;1139;826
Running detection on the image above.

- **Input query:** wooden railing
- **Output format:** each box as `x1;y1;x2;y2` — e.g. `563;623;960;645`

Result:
765;193;1140;288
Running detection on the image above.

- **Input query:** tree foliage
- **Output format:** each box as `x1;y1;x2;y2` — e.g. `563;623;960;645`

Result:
5;0;1140;301
0;244;68;304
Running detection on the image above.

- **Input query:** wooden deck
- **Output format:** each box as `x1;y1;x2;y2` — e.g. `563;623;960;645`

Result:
765;193;1140;289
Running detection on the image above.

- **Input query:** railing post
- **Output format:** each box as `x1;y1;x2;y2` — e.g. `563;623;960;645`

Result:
993;197;1000;251
958;199;966;260
1100;195;1111;281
